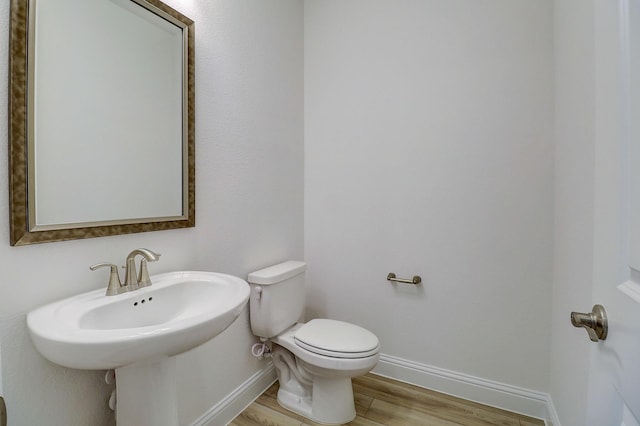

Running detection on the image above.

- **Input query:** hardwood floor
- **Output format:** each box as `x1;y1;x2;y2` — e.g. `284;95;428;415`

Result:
230;373;545;426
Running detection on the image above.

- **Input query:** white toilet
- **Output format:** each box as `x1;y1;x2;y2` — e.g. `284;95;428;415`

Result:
248;261;380;425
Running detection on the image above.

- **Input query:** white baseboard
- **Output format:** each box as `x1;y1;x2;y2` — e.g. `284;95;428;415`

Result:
547;398;561;426
373;353;560;426
190;364;277;426
190;354;561;426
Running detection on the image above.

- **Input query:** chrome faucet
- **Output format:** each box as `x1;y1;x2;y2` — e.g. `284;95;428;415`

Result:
124;248;161;290
90;248;161;296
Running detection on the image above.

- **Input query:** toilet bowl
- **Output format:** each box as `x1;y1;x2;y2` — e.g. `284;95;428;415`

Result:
247;261;380;425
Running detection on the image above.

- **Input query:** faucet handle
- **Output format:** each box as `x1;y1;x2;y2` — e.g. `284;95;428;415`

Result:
90;263;125;296
137;250;161;288
138;258;154;288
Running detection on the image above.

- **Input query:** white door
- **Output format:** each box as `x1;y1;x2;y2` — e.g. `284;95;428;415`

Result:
577;1;640;424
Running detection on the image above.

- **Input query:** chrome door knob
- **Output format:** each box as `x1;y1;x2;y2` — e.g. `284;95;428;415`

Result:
570;304;608;342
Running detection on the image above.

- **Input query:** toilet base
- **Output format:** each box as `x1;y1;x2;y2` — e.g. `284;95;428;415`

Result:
277;376;356;425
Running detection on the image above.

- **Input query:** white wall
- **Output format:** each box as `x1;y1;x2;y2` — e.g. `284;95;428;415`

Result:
0;0;303;424
304;0;554;394
1;1;617;424
549;1;596;425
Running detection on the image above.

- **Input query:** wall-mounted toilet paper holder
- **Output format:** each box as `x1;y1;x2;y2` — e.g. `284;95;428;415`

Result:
387;273;422;285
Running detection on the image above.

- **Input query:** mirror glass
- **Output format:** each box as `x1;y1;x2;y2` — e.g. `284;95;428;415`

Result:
9;0;195;245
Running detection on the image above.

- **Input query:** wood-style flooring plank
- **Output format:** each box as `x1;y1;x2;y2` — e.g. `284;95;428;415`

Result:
353;374;520;426
354;392;374;416
231;401;303;426
264;382;279;398
363;398;461;426
230;373;545;426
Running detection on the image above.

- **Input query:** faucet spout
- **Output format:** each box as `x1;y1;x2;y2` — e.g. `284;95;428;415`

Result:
124;248;161;289
127;248;161;262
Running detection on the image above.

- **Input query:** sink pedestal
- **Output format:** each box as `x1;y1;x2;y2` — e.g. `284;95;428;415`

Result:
115;356;178;426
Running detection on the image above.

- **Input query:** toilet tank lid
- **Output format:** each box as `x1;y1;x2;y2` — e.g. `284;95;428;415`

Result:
247;261;307;285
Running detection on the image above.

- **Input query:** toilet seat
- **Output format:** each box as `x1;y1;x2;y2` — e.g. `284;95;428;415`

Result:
272;322;380;373
294;319;379;359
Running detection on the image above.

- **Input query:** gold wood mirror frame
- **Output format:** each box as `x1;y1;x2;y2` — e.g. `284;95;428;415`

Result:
8;0;195;246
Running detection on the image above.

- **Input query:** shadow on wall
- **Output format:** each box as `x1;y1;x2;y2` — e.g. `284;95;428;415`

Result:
0;316;114;426
304;285;328;322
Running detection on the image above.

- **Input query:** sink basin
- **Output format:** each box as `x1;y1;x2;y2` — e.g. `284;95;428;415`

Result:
27;271;250;370
27;270;250;425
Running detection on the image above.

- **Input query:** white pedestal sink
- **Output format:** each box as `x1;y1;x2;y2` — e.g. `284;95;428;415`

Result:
27;271;250;425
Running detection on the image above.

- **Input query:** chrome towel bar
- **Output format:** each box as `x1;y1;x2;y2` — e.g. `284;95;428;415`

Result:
387;273;422;285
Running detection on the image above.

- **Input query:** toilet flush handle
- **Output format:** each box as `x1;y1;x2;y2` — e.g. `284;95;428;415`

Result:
254;286;262;301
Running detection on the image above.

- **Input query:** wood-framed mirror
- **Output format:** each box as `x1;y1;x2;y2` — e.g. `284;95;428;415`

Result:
8;0;195;246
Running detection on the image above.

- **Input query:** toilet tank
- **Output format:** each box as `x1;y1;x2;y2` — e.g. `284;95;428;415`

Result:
247;261;306;339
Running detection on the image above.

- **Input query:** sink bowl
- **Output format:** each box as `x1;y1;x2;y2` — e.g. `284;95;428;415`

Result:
27;271;250;370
